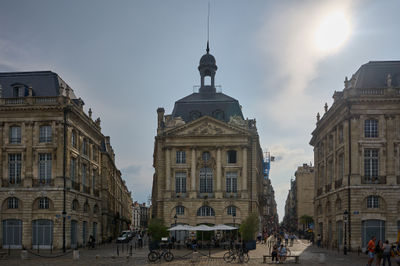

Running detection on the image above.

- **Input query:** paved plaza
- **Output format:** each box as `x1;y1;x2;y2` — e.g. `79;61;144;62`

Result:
0;239;375;266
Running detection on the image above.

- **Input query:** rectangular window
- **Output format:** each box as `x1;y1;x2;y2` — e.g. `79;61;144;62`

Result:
364;149;379;182
365;119;378;138
226;172;238;193
8;197;18;209
338;126;344;144
176;151;186;164
175;172;186;193
71;131;77;148
227;150;237;164
367;196;379;208
9;126;21;144
92;147;97;161
9;154;22;184
338;154;344;180
82;164;87;186
176;206;185;215
70;158;76;182
39;126;52;143
13;87;24;97
83;139;88;156
319;165;325;186
328;161;333;184
39;153;52;181
328;135;333;151
92;170;96;189
200;168;213;193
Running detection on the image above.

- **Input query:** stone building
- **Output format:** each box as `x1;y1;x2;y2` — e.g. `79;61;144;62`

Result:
295;163;314;231
132;201;149;231
310;61;400;249
0;71;132;249
151;45;267;229
283;178;297;232
260;177;278;233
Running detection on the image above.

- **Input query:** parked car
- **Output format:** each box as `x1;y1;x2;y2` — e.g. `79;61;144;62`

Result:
117;230;132;243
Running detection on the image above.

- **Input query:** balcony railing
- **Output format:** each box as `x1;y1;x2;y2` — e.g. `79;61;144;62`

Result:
9;138;21;144
174;192;186;198
317;187;323;197
335;179;343;189
2;179;22;187
325;183;332;192
83;185;90;194
198;193;214;199
32;179;54;187
361;176;386;184
71;180;80;191
94;189;100;197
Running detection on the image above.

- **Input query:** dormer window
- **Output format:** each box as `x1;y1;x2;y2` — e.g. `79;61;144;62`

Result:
13;86;24;97
190;111;201;121
212;110;225;121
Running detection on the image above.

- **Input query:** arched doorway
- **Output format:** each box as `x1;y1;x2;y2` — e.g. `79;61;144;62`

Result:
2;219;22;249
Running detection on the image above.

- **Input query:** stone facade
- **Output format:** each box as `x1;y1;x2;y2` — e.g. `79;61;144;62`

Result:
151;47;268;229
260;178;278;233
0;71;132;249
283;178;297;232
295;164;315;231
310;61;400;249
132;201;149;230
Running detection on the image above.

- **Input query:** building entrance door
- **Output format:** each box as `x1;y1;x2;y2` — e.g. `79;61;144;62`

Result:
362;219;385;248
32;219;53;249
71;220;78;249
2;219;22;249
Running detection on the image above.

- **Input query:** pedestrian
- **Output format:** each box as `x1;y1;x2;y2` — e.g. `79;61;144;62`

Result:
382;240;392;266
367;236;376;266
375;240;383;266
278;244;287;264
290;233;295;247
317;234;321;248
271;244;278;263
138;234;143;248
284;232;289;246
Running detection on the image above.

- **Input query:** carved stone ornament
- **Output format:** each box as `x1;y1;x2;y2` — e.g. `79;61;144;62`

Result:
229;115;246;127
387;74;392;88
189;122;223;135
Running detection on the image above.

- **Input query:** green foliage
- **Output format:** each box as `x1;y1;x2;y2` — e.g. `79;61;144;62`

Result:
299;215;314;226
147;218;168;241
239;212;259;241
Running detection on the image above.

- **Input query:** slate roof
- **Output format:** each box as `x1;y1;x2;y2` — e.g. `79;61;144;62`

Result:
0;71;77;98
171;87;244;123
353;61;400;89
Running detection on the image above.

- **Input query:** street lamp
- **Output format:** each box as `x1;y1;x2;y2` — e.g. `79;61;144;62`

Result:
174;214;178;243
343;209;349;255
232;212;237;241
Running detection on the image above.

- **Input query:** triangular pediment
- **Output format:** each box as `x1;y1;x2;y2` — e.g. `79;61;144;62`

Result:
165;116;248;137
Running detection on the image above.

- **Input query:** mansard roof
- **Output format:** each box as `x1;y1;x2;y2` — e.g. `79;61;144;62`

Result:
353;61;400;89
0;71;77;98
171;89;244;123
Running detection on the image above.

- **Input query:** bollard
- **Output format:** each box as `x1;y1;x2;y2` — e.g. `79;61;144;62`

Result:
122;243;124;253
117;245;119;256
21;250;28;260
73;250;80;260
318;253;325;263
130;245;133;256
8;245;10;256
37;245;39;254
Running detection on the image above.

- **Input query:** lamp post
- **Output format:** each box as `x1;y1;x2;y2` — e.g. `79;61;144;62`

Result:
233;212;237;241
343;209;349;255
174;214;178;243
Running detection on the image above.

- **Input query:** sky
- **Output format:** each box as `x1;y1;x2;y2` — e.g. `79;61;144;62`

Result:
1;0;400;221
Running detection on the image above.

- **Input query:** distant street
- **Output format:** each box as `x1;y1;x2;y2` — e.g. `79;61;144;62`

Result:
2;238;372;265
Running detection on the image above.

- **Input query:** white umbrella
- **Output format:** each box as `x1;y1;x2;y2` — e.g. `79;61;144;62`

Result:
168;225;195;231
213;224;237;230
192;224;214;231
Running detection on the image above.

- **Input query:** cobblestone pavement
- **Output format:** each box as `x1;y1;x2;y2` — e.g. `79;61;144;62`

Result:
0;239;373;265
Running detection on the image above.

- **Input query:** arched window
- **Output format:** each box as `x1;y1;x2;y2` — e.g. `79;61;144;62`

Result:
7;197;19;209
176;205;185;215
197;206;215;216
366;196;379;208
93;204;99;214
38;197;50;209
72;199;79;211
83;202;89;212
227;206;236;216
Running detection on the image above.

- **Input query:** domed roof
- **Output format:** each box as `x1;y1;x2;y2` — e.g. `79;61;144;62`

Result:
199;52;216;66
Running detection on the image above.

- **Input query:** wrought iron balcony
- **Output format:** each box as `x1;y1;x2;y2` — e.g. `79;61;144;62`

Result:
32;179;54;187
2;179;22;187
71;180;80;191
361;176;386;184
317;187;323;196
83;185;90;194
335;179;343;189
9;138;21;144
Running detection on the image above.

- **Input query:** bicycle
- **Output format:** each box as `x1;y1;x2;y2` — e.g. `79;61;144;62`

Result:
223;247;249;263
148;248;174;262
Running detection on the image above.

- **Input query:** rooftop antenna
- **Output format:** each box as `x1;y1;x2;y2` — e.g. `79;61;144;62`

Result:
207;1;210;53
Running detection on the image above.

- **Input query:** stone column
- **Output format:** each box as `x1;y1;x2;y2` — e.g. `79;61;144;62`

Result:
216;148;222;198
165;148;171;193
242;146;248;191
190;148;196;198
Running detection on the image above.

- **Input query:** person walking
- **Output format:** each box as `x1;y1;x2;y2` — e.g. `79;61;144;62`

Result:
367;236;376;266
375;240;383;266
271;244;278;263
382;240;392;266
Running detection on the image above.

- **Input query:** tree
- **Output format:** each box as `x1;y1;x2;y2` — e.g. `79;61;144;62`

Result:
147;218;168;242
239;212;259;241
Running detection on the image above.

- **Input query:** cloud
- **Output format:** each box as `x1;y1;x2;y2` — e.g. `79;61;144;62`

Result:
121;162;153;204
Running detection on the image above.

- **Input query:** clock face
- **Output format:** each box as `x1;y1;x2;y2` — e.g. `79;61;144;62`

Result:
202;152;210;162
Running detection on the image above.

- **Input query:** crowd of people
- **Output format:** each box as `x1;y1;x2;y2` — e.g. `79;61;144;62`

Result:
366;235;400;266
256;230;297;264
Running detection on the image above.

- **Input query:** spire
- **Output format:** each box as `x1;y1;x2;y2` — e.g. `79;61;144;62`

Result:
206;41;210;54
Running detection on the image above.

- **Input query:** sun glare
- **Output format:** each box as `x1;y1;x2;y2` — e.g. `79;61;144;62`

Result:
314;11;350;53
